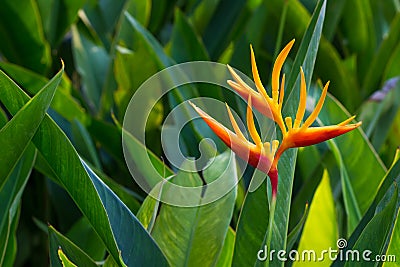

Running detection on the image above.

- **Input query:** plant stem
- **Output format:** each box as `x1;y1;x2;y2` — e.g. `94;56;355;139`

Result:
265;194;277;267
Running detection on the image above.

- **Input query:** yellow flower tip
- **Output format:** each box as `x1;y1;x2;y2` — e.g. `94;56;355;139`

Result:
250;46;269;102
285;117;293;131
294;67;307;128
246;95;262;147
272;140;280;154
301;80;330;130
337;115;356;126
272;40;295;103
264;141;271;151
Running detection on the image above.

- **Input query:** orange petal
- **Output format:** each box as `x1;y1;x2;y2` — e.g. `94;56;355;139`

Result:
288;123;362;148
189;102;273;173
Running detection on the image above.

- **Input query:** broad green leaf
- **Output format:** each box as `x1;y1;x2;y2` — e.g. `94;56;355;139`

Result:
167;9;209;62
293;170;337;266
72;24;110;113
383;208;400;267
0;71;168;266
0;1;51;73
90;166;142;214
323;0;346;40
83;0;126;49
0;145;35;266
340;0;375;55
125;0;151;27
0;60;87;124
363;12;400;98
0;66;62;189
327;140;361;234
215;227;235;267
341;152;400;256
232;171;269;267
49;225;97;267
202;0;248;60
359;77;400;151
343;186;398;267
151;151;237;267
71;119;101;169
66;217;106;261
284;0;326;103
36;0;87;46
189;0;221;35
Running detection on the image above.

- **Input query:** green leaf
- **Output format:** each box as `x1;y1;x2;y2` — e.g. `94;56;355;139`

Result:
293;170;338;266
323;0;346;40
286;203;309;252
0;66;62;190
285;0;326;105
340;152;400;259
125;0;151;27
327;139;362;234
83;0;126;49
0;71;168;266
150;151;237;267
49;225;97;267
343;185;398;267
71;119;102;169
0;62;88;124
232;171;269;267
215;227;235;267
72;24;110;113
66;217;106;261
0;0;51;73
362;12;400;98
0;145;36;266
383;208;400;266
359;77;400;151
189;0;221;35
167;9;209;62
202;0;248;60
36;0;87;46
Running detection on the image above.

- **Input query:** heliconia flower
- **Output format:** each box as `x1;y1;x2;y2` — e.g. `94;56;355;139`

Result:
190;39;361;197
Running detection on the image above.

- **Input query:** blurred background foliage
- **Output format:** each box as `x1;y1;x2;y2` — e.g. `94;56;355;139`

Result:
0;0;399;266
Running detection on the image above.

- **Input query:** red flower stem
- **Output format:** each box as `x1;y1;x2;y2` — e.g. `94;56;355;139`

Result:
265;166;278;266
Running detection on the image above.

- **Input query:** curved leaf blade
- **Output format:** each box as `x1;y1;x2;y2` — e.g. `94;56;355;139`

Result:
0;66;62;189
